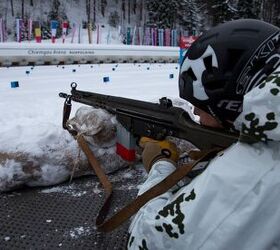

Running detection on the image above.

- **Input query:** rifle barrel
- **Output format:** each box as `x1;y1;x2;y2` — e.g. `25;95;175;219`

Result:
63;88;239;150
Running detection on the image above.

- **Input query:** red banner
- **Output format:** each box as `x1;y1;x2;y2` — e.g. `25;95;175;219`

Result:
180;36;198;49
62;21;68;43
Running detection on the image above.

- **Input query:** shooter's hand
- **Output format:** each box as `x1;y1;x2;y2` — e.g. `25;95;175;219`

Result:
139;137;179;173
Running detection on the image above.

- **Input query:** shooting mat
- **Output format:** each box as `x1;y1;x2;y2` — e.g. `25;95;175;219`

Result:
0;167;145;250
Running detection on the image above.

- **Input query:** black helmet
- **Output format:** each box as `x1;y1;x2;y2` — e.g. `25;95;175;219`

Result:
179;19;280;127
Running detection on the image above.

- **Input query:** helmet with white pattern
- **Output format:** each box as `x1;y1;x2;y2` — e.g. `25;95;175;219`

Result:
179;19;280;127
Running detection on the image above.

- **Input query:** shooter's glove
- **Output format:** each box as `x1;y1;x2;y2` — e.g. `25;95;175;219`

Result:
139;137;179;173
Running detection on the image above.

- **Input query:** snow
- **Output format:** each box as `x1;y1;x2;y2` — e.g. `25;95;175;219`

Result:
0;62;194;192
123;172;134;179
41;185;88;197
67;226;92;239
27;164;70;187
0;0;139;44
0;160;24;187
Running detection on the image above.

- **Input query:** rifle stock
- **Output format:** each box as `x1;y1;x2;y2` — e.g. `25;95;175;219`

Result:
59;83;239;150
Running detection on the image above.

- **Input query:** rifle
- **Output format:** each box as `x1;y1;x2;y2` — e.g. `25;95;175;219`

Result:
59;82;239;232
59;82;239;150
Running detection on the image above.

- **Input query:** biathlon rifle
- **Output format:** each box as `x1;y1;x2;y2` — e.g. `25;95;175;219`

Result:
59;82;239;151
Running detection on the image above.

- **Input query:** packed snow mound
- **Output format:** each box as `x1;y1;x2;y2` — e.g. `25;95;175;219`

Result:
0;106;128;192
67;106;128;171
68;106;117;148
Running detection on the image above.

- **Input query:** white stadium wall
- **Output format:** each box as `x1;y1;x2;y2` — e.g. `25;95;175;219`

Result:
0;43;179;66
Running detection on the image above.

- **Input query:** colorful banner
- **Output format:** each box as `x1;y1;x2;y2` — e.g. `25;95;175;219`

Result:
0;18;4;42
180;36;198;49
144;27;150;45
78;24;81;44
138;27;143;45
151;28;155;46
27;18;32;41
158;29;164;46
16;18;23;43
88;22;92;44
34;21;41;43
51;20;58;43
71;22;76;43
96;25;100;44
135;27;141;45
132;26;137;45
62;21;68;43
118;25;122;39
7;18;197;46
179;35;198;64
171;29;177;47
151;28;157;46
107;29;111;44
126;27;131;45
118;25;123;44
165;29;171;47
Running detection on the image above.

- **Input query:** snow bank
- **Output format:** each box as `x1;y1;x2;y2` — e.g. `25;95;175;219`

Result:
0;106;128;192
0;63;191;192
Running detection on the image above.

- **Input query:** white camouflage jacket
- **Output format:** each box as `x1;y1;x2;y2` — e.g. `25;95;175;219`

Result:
128;69;280;250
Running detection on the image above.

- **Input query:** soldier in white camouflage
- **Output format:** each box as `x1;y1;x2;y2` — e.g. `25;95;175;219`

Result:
128;19;280;250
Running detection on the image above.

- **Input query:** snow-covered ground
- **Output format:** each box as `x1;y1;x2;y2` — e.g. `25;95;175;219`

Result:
0;63;193;192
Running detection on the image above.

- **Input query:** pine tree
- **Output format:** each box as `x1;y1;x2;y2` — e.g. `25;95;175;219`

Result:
145;0;202;31
133;0;137;14
139;0;144;23
179;0;202;35
109;10;120;27
136;0;145;26
122;0;125;20
236;0;262;19
48;0;68;38
262;0;280;27
195;0;211;32
93;0;96;24
145;0;178;28
273;0;280;26
211;0;234;25
21;0;25;19
101;0;107;17
49;0;68;22
128;0;131;24
10;0;14;17
86;0;91;24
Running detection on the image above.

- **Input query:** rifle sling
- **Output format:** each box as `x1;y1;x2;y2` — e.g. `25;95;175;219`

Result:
77;133;220;232
76;135;113;193
63;98;115;229
76;135;114;227
62;99;221;233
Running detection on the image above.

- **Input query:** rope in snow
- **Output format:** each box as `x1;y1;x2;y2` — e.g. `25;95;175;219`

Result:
69;145;82;184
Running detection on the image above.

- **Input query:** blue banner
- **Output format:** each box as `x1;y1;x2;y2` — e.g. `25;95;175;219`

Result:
126;27;131;45
51;20;58;29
